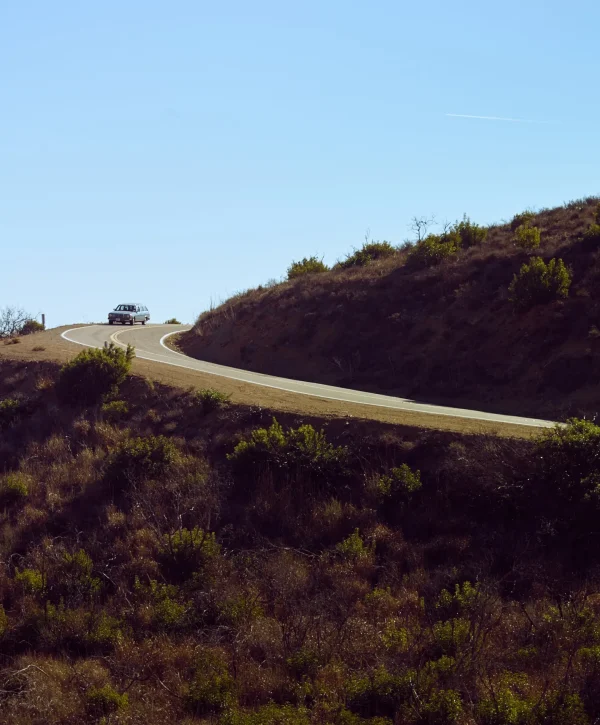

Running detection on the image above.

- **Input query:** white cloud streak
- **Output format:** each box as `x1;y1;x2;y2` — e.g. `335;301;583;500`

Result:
445;113;547;124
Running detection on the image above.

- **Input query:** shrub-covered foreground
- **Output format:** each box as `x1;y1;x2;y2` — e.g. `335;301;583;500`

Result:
3;361;600;723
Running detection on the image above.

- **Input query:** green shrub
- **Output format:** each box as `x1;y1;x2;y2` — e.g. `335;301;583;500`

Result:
453;215;487;248
508;256;571;310
434;581;480;619
594;202;600;224
583;224;600;248
164;317;181;324
417;689;463;724
58;549;102;603
134;577;189;630
377;464;422;503
15;567;45;595
159;527;220;581
186;650;236;716
228;418;349;480
56;343;135;406
432;618;471;656
101;399;129;421
346;666;413;718
339;241;397;269
0;473;29;506
510;210;536;231
0;397;23;430
287;256;329;279
194;388;230;414
336;529;372;561
406;234;459;270
19;319;45;335
513;223;541;250
106;435;180;490
85;684;129;720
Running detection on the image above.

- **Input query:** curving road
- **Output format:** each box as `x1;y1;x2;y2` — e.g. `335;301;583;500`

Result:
60;324;556;429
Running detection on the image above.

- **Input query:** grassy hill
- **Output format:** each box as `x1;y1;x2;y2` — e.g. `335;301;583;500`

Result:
179;196;600;420
3;348;600;722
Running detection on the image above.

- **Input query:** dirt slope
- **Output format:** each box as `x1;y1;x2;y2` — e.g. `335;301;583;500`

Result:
179;198;600;420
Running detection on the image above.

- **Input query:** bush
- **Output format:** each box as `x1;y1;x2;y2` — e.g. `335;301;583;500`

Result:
406;234;459;270
377;465;422;503
0;473;29;506
0;397;23;430
583;224;600;248
508;256;571;311
228;418;349;480
19;319;45;335
346;666;412;718
56;343;135;406
336;529;373;561
453;215;487;248
85;684;129;720
194;388;230;414
106;435;180;490
164;317;181;324
159;527;220;581
101;399;129;422
510;210;536;231
513;223;541;251
287;256;329;279
222;704;312;725
185;650;236;716
339;241;397;269
417;689;463;724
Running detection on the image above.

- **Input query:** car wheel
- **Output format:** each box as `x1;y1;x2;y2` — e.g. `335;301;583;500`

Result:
109;320;113;325
142;319;146;325
130;319;134;325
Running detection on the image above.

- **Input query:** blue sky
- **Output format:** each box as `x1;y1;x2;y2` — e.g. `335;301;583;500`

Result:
1;0;599;326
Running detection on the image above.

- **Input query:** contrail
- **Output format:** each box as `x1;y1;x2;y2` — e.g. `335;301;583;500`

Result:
445;113;546;124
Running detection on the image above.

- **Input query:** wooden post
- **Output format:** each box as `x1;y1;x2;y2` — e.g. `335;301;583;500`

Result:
42;314;46;328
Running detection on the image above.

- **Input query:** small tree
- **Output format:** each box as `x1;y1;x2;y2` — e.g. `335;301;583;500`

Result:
287;256;329;280
0;306;31;338
406;234;460;270
509;257;571;311
453;215;487;248
514;223;541;251
56;343;135;406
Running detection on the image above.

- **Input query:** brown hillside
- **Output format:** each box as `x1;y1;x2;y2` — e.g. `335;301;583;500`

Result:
179;197;600;420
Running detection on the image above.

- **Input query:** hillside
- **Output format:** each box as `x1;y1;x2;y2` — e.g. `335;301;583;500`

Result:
3;354;600;723
179;197;600;420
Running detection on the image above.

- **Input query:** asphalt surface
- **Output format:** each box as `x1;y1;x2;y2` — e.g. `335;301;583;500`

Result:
60;324;556;429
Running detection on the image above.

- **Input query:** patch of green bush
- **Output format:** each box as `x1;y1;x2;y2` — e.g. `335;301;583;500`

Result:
186;650;236;717
417;689;463;724
194;388;230;414
339;241;397;269
0;397;23;430
287;256;329;279
510;210;536;231
19;319;45;335
134;577;189;630
228;418;349;480
583;224;600;248
56;342;135;406
101;399;129;422
0;473;29;506
513;223;541;251
159;527;220;581
346;666;412;718
453;215;487;248
508;256;571;310
164;317;181;324
106;435;180;490
86;684;129;720
377;464;421;504
336;529;373;561
406;234;460;270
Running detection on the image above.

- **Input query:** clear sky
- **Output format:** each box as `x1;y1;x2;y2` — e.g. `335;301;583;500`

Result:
2;0;599;326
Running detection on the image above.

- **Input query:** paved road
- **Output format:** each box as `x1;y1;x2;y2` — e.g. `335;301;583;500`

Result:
61;324;556;429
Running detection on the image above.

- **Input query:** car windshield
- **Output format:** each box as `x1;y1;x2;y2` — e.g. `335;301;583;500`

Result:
115;305;135;312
